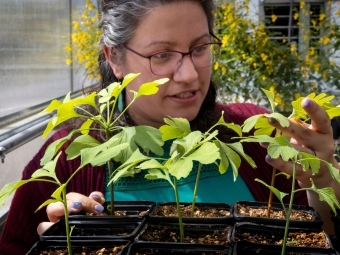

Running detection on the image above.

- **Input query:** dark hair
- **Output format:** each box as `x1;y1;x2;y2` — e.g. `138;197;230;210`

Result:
96;0;220;133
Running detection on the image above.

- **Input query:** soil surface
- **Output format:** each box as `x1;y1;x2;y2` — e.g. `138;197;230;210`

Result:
130;250;227;255
139;224;231;245
237;204;314;221
235;229;330;248
153;204;230;218
30;245;124;255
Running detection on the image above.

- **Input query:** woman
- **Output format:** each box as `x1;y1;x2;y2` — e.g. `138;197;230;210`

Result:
0;0;339;254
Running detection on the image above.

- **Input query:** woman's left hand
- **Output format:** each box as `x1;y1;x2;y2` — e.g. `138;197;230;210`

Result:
261;97;338;188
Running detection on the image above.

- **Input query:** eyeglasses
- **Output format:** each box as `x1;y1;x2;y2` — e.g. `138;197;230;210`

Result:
119;41;222;75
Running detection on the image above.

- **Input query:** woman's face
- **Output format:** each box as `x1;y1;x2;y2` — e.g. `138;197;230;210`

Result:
116;2;212;128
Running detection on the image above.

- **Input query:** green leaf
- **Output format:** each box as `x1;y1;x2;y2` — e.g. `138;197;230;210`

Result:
267;143;298;161
172;131;202;154
35;198;60;213
133;126;164;156
242;114;264;133
310;183;340;214
298;152;320;175
264;112;290;128
255;178;289;202
134;78;169;98
261;88;277;112
32;152;62;182
253;117;275;136
145;169;174;188
186;142;219;165
80;143;129;167
0;180;30;206
40;132;74;165
65;134;101;160
216;112;242;136
168;158;193;179
160;117;191;141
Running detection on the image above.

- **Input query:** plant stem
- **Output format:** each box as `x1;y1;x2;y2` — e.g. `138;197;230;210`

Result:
108;160;115;215
191;163;202;217
267;167;276;218
281;159;297;255
174;178;184;242
62;186;72;255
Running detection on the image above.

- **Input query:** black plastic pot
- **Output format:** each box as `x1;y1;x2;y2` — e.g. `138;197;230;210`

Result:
232;241;339;255
26;240;130;255
40;218;145;241
136;221;231;246
149;202;233;224
230;222;337;254
234;201;323;229
70;201;156;221
126;242;231;255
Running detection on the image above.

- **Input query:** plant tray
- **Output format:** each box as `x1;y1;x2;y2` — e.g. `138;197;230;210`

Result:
234;201;323;229
70;201;156;220
230;222;336;254
136;221;231;246
40;218;145;241
26;240;130;255
149;202;234;224
126;242;231;255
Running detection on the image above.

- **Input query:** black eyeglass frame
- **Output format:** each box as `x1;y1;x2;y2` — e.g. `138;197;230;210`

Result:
116;34;222;75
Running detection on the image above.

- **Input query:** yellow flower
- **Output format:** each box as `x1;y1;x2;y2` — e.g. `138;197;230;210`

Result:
262;76;266;81
319;13;325;21
214;62;219;70
293;13;299;20
271;14;277;23
66;59;72;65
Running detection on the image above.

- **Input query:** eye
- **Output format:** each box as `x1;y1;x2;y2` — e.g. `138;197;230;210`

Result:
193;44;209;55
152;52;173;60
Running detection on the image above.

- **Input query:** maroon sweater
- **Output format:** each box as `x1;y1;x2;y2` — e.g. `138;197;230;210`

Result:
0;103;307;254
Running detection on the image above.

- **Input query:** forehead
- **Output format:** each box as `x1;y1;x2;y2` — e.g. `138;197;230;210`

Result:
129;1;209;48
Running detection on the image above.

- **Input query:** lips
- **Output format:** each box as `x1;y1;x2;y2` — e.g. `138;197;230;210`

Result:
175;92;194;98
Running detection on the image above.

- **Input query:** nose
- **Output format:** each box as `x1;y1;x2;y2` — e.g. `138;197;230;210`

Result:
172;55;198;83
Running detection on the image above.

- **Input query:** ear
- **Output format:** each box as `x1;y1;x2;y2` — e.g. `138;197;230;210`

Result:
103;46;124;79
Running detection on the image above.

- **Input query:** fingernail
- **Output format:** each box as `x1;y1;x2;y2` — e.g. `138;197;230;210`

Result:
265;155;275;162
302;98;312;108
94;204;104;213
268;118;278;124
72;202;82;209
91;194;101;199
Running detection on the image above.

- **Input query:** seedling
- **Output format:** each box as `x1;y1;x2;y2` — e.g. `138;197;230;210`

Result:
240;89;340;254
0;73;168;255
111;114;255;242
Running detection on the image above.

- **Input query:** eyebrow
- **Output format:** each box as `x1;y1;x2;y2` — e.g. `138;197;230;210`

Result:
145;33;211;48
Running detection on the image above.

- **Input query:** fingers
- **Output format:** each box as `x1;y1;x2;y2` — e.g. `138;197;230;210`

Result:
37;222;54;235
301;98;332;135
46;191;105;223
265;155;313;186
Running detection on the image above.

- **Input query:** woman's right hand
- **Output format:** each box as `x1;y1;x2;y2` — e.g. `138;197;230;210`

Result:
37;191;105;235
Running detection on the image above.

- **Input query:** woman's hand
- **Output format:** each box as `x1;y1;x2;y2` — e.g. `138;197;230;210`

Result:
37;191;105;235
261;97;340;233
262;97;338;188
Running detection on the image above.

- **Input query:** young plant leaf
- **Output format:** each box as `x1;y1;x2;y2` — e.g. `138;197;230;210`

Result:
160;117;191;141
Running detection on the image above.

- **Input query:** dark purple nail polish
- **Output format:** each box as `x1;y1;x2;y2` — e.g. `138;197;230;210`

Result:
91;194;101;199
265;155;275;162
94;204;104;213
268;118;278;124
302;98;312;108
72;202;82;209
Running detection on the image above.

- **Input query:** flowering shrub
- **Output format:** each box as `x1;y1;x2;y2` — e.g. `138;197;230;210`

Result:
67;0;340;111
65;0;101;80
213;0;340;111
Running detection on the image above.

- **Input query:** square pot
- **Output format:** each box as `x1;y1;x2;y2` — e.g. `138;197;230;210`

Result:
26;240;130;255
40;218;145;241
234;201;323;229
70;201;156;221
230;222;336;254
149;202;234;224
126;242;231;255
136;221;232;246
